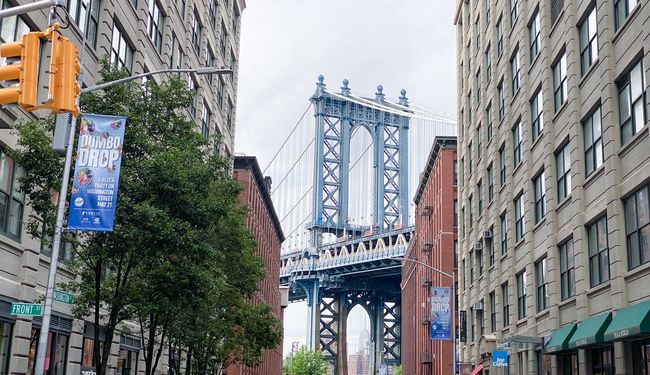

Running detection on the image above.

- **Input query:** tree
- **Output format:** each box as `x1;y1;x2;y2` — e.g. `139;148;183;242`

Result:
11;61;280;375
394;364;402;375
282;348;329;375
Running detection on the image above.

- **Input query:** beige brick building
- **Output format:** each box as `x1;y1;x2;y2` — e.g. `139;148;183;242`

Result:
0;0;245;375
455;0;649;373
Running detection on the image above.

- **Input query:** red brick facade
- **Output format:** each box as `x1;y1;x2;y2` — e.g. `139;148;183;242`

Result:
402;137;457;375
228;156;285;375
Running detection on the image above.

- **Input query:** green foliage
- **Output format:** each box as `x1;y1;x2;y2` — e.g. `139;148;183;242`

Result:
394;364;402;375
11;61;280;375
282;348;329;375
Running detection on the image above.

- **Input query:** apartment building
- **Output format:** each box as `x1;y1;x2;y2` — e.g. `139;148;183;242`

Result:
0;0;245;374
455;0;649;373
402;136;457;375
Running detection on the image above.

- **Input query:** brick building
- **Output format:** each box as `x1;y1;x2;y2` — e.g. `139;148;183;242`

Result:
229;156;286;375
401;136;458;374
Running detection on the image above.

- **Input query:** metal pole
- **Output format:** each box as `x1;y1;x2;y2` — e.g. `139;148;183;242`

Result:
0;0;63;19
452;273;456;375
81;68;233;93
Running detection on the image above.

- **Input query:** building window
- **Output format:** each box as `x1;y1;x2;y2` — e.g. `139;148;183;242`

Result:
470;253;474;283
584;106;603;176
475;17;481;50
477;126;482;160
500;213;507;255
534;172;546;223
529;10;540;62
486;102;493;140
619;60;646;144
510;0;519;26
588;216;610;287
551;0;564;24
499;145;506;187
470;308;475;341
556;144;572;201
559;353;579;375
453;160;458;186
511;50;521;96
191;9;202;53
498;80;505;120
66;0;99;48
497;17;504;58
209;0;218;26
591;346;614;375
512;121;522;167
502;282;510;326
625;183;650;269
187;76;197;118
462;259;466;289
28;328;69;375
488;225;495;265
531;89;544;143
515;193;525;242
201;102;211;139
516;270;527;319
615;0;638;30
0;150;25;240
559;239;575;300
169;34;183;70
478;249;484;276
468;92;472;124
0;320;12;375
535;257;549;312
490;291;496;332
205;46;215;84
454;200;458;227
476;70;481;105
487;164;494;202
579;7;598;75
110;23;134;72
478;181;483;216
147;0;164;51
216;77;224;109
553;53;568;112
468;142;473;175
486;46;492;84
478;301;485;335
469;195;474;228
226;97;234;129
220;21;228;57
454;240;458;268
485;0;491;22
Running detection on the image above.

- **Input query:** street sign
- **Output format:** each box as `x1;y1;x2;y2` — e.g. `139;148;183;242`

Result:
53;290;73;304
492;350;508;367
10;303;43;316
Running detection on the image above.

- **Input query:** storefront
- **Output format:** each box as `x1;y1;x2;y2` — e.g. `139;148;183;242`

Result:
28;314;73;375
0;300;15;375
567;312;613;375
544;323;578;374
117;334;140;375
604;299;650;375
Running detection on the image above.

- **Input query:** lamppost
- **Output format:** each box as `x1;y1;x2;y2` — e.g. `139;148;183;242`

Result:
34;66;233;375
396;257;457;375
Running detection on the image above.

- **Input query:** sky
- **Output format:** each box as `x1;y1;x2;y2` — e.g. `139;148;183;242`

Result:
234;0;458;357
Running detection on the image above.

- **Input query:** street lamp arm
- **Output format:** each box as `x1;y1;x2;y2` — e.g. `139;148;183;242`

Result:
81;67;233;94
395;257;454;280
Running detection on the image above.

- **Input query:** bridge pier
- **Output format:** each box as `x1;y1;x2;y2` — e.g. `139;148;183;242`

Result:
335;293;348;375
297;279;321;350
370;296;385;375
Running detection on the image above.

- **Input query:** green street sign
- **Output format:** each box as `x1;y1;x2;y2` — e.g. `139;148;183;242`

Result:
10;303;43;316
53;290;73;305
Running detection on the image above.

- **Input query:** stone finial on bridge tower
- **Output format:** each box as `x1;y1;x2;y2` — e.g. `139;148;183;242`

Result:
375;85;385;102
399;89;409;107
341;79;351;96
316;74;326;95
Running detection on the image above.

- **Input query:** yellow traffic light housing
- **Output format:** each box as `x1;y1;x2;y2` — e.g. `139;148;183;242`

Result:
48;34;80;116
0;33;40;108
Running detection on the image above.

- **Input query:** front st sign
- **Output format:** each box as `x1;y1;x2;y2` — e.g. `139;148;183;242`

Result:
10;303;43;316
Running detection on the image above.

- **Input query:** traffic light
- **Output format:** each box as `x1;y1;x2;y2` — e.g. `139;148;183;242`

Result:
49;35;80;116
0;32;40;109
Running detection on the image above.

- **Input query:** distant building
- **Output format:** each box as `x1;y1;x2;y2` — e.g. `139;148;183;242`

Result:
455;0;650;373
401;136;457;374
348;350;370;375
228;156;287;375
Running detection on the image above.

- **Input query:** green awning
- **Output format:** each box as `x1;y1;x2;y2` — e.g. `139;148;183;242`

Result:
568;312;612;349
544;324;577;353
604;300;650;341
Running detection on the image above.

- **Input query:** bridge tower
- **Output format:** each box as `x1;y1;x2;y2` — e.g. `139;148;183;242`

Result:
299;75;410;374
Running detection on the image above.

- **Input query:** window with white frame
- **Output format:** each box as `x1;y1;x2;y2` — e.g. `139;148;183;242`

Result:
533;172;546;223
588;216;610;287
624;183;650;270
486;102;493;140
499;144;506;186
147;0;164;51
510;0;519;27
559;239;575;300
579;7;598;75
476;70;481;105
487;164;494;202
191;9;202;53
619;60;646;144
169;34;183;70
511;50;521;95
529;10;540;62
0;150;25;240
201;101;211;139
498;80;505;120
535;257;549;311
486;46;492;84
209;0;218;26
553;53;568;111
497;17;504;58
531;89;543;143
110;23;134;72
500;212;507;255
515;193;525;242
615;0;638;30
584;106;603;176
512;121;522;167
556;143;571;201
187;76;197;118
516;270;526;319
502;282;510;326
66;0;100;47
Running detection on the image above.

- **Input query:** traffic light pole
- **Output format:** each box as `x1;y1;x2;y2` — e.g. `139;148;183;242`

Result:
0;0;64;20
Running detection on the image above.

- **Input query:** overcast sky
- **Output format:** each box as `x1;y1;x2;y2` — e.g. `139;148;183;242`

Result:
234;0;458;357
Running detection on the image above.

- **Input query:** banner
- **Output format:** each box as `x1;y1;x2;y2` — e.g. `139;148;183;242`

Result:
460;310;467;342
430;287;451;340
492;350;509;367
67;114;126;231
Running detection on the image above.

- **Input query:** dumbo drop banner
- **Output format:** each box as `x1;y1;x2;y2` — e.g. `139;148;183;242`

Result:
67;113;126;232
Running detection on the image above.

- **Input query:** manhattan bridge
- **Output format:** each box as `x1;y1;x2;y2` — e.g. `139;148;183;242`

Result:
265;76;455;374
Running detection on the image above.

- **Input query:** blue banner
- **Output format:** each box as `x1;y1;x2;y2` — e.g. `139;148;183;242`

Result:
492;350;509;367
67;114;126;232
430;287;451;340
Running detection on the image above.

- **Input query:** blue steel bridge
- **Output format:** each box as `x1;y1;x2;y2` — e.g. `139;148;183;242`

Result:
265;76;455;374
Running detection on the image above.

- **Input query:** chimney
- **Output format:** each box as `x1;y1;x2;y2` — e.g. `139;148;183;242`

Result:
264;176;272;191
